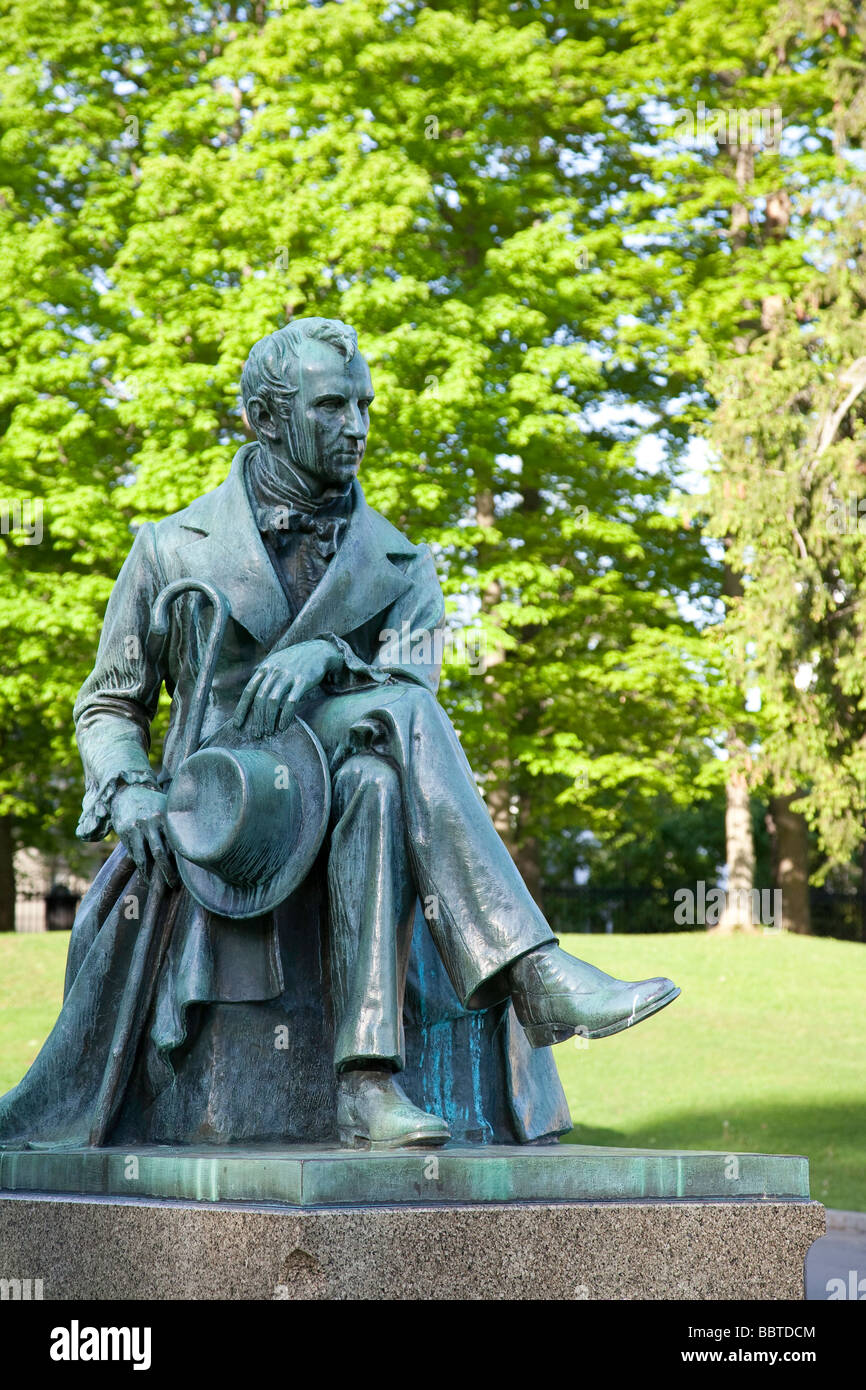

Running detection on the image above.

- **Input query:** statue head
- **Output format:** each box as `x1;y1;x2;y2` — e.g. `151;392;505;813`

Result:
241;317;374;495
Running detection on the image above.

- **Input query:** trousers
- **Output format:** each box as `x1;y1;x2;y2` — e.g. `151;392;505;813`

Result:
302;680;556;1071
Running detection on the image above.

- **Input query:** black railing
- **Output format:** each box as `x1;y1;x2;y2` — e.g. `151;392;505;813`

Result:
13;884;81;933
12;881;865;941
543;885;866;942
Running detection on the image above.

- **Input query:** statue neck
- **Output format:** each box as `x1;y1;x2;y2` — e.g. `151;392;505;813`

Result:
247;442;351;514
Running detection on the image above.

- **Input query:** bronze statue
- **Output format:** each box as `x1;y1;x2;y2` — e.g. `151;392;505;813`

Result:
0;318;678;1152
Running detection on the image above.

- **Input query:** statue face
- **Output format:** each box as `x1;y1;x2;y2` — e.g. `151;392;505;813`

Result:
279;342;374;491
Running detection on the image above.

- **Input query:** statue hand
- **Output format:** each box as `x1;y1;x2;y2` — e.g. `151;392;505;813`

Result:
233;640;342;738
111;785;178;888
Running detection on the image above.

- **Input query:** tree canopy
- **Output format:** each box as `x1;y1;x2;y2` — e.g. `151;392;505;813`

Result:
1;0;864;926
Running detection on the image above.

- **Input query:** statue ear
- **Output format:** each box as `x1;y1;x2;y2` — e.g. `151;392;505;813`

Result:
246;394;278;441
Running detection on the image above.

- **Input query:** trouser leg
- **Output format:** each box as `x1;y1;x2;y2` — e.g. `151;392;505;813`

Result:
328;752;416;1072
306;682;555;1012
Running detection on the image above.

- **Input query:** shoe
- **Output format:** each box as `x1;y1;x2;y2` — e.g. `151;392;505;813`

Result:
337;1069;451;1150
509;943;680;1047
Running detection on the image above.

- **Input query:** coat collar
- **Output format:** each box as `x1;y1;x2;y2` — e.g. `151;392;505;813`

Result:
173;444;417;649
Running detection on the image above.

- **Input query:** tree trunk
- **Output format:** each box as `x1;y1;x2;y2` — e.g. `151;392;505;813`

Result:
714;757;757;932
770;794;811;934
753;183;809;935
515;798;543;910
476;486;545;907
475;483;522;850
0;816;16;932
716;557;757;933
477;487;513;842
513;842;542;904
486;771;513;842
714;109;787;935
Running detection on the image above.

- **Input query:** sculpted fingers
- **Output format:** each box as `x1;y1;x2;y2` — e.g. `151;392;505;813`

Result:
277;698;297;731
145;821;178;888
277;674;313;731
110;788;172;890
234;651;327;736
277;678;302;731
261;672;292;736
233;667;267;728
248;669;283;738
125;826;149;879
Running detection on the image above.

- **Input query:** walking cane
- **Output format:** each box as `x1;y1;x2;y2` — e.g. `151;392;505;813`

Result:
88;579;231;1146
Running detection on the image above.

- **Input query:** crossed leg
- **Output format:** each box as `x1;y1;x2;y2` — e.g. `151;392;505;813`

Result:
308;679;554;1041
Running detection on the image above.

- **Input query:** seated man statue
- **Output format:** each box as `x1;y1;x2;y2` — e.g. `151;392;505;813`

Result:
0;317;678;1152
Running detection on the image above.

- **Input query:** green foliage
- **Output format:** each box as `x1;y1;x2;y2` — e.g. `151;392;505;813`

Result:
5;0;862;888
0;0;725;878
706;220;866;871
625;0;866;881
0;0;159;841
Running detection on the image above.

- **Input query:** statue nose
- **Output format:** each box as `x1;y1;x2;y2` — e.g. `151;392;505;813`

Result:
344;404;366;437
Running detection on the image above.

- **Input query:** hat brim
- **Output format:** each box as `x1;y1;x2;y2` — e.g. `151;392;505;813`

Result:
172;716;331;920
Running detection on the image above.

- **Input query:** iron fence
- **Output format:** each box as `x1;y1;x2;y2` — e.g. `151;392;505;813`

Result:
9;883;865;941
544;884;866;941
13;886;81;933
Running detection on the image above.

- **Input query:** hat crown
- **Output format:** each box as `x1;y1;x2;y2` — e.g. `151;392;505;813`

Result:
166;747;300;889
163;716;331;922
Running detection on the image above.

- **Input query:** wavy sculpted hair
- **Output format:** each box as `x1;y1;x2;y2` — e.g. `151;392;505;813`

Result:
240;317;358;428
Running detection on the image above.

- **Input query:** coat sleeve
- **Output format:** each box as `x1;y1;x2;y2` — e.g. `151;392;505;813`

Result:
323;544;447;696
73;522;166;841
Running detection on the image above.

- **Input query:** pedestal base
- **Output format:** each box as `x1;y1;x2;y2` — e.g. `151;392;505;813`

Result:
0;1191;823;1300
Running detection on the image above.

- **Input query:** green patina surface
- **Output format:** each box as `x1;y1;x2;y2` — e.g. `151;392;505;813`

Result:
0;1143;810;1207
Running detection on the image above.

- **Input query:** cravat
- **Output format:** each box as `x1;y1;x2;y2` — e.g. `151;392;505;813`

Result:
256;503;347;559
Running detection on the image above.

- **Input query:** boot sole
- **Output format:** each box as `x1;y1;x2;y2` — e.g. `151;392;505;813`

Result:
339;1127;451;1151
523;985;681;1047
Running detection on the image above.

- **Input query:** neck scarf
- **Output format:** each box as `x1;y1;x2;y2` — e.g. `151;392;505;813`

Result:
245;444;351;557
247;442;352;515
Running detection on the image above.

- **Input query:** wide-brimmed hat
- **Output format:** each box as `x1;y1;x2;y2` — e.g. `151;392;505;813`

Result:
164;716;331;919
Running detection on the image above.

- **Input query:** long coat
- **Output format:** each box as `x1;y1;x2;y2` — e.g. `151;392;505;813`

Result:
0;446;570;1148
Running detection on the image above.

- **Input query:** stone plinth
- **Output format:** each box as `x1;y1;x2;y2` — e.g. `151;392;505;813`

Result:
0;1191;823;1300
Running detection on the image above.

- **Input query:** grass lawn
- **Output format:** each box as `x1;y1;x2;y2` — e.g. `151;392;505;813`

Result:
0;932;68;1096
556;931;866;1212
0;929;863;1211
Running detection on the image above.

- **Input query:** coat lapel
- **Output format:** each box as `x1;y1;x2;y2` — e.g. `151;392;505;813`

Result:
172;445;291;647
170;448;417;651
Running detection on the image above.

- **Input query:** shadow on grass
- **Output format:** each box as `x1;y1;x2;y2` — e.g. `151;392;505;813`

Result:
562;1099;866;1209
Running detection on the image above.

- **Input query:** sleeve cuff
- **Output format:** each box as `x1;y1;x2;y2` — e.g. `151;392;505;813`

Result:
321;633;392;693
76;768;159;842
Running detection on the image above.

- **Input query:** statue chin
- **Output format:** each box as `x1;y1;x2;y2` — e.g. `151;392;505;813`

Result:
331;463;360;485
267;450;355;499
316;458;360;489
